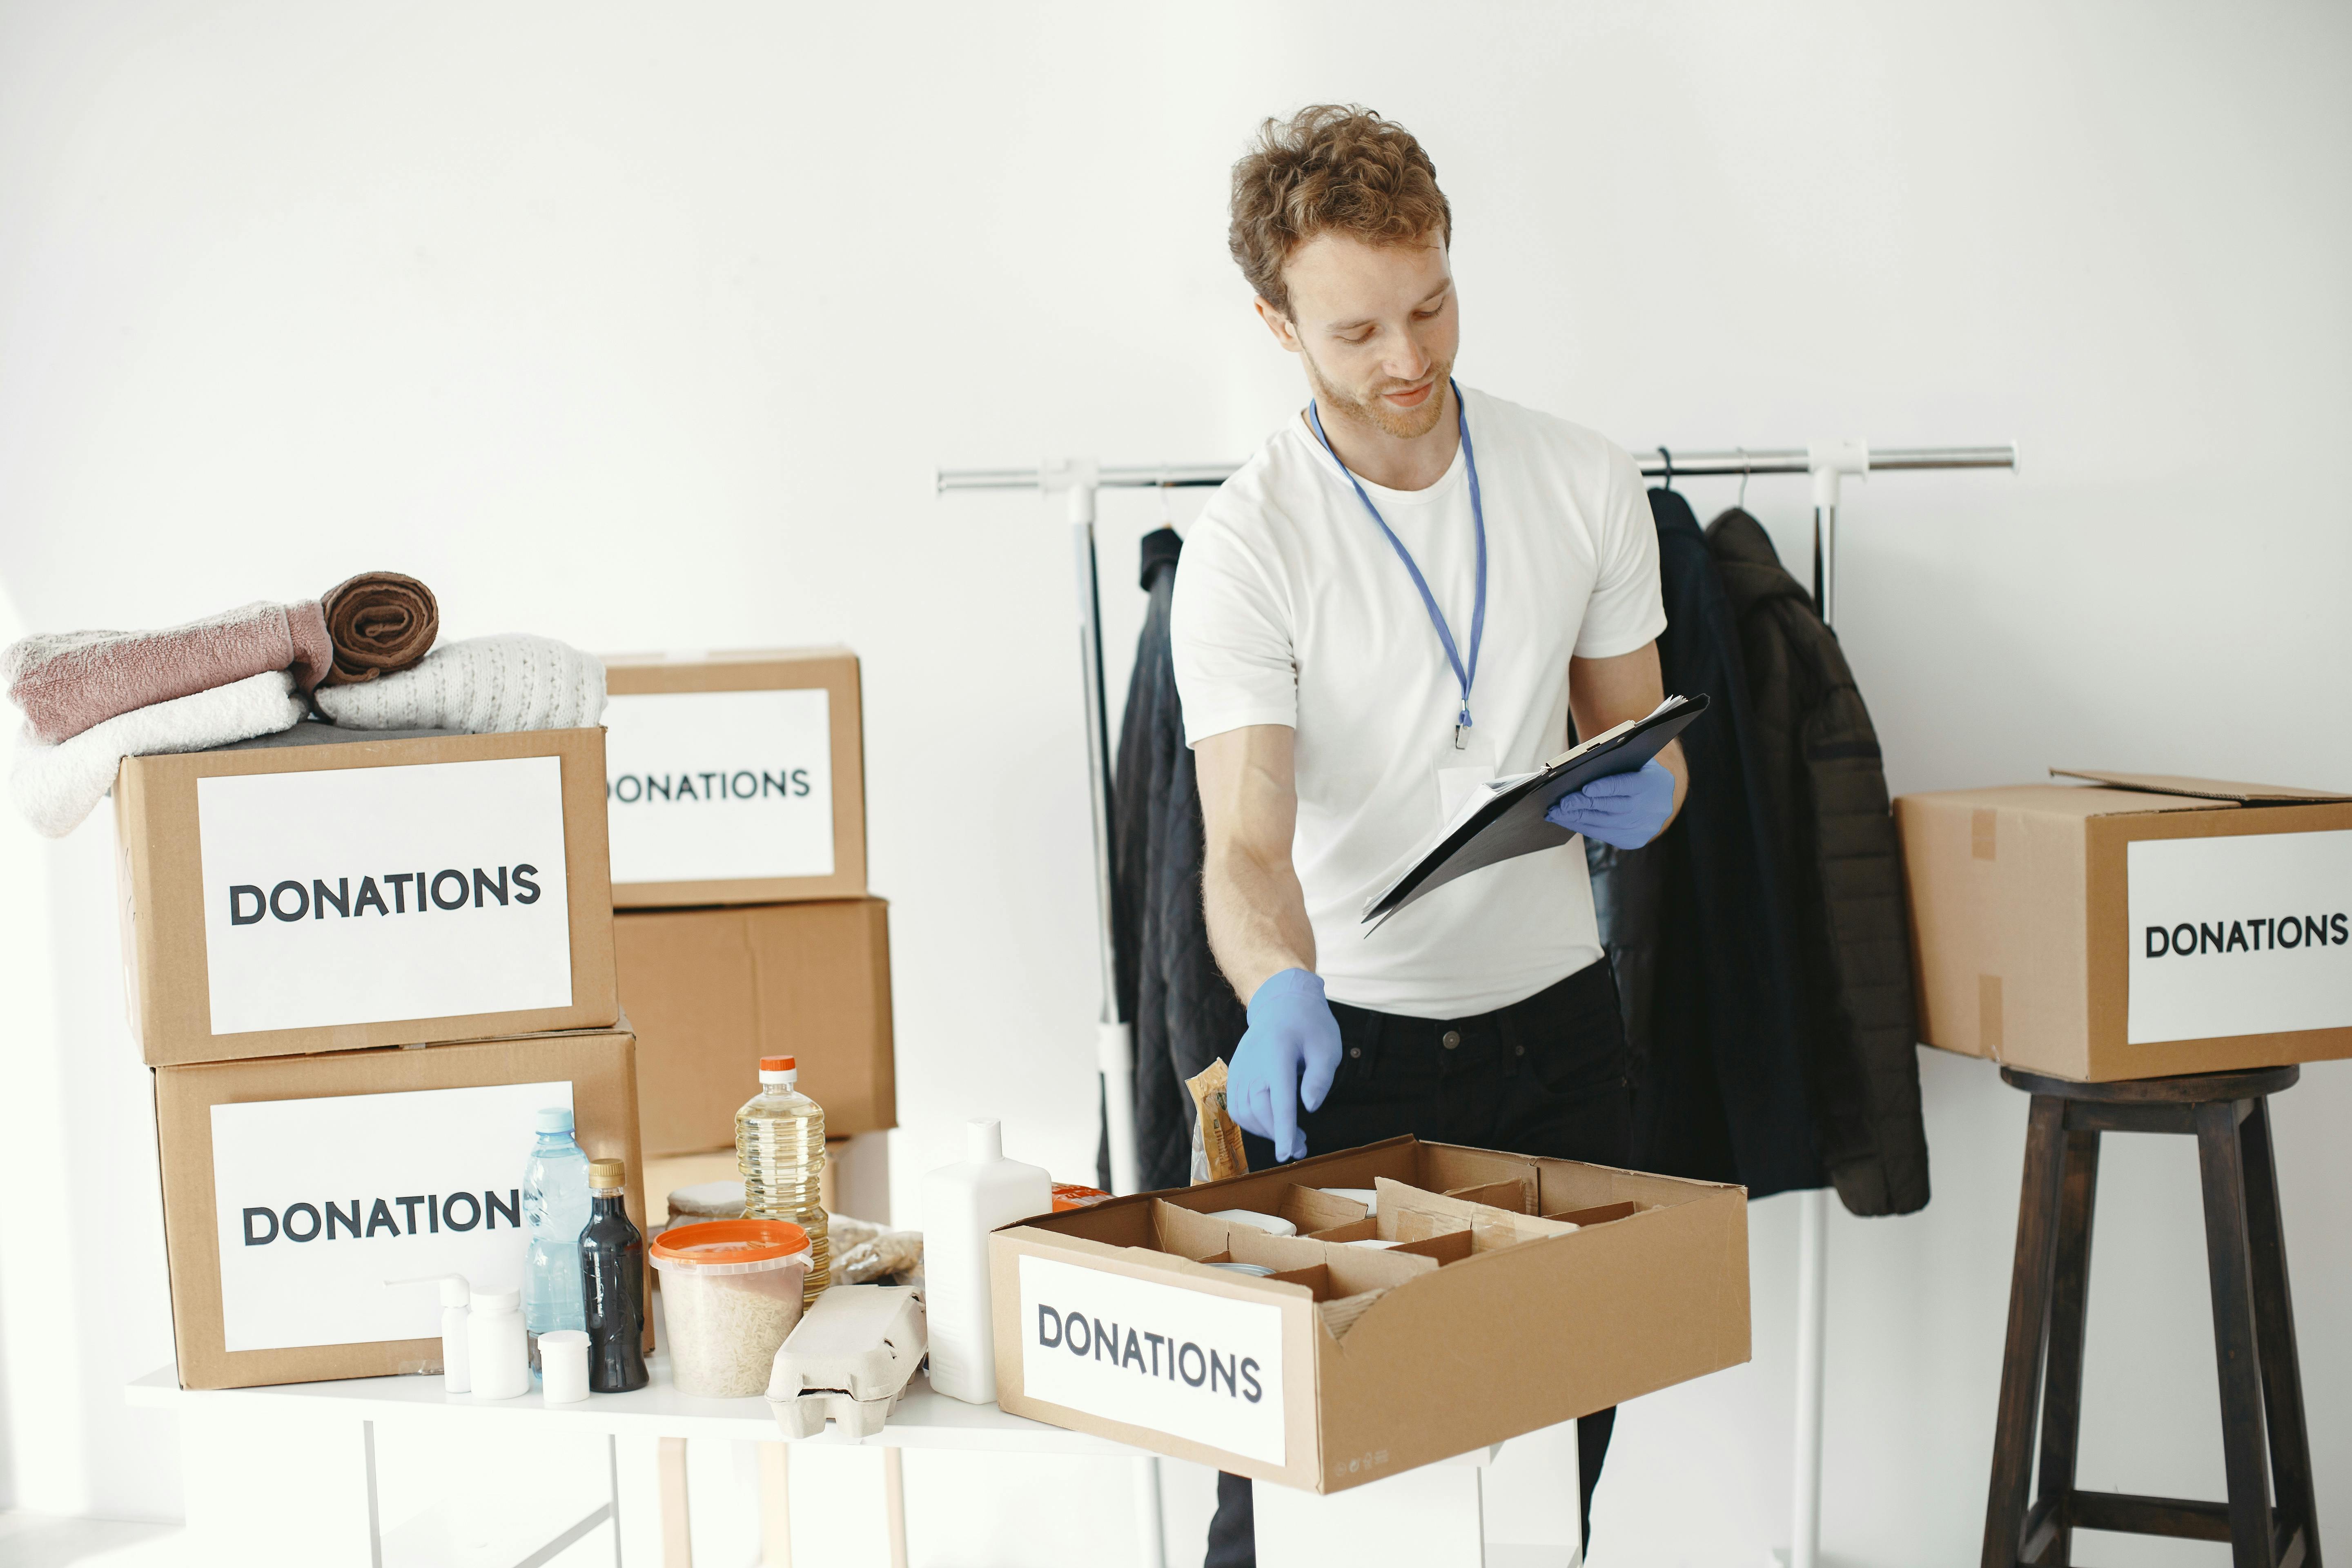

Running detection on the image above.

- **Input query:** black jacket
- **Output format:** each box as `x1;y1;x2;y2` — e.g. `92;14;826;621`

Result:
1112;529;1249;1192
1706;508;1929;1217
1590;490;1822;1200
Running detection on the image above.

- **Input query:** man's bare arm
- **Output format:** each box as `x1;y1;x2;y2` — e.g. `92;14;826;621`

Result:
1195;723;1315;1000
1567;641;1689;826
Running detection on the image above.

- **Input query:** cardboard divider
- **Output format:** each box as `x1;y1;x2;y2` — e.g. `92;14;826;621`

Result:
1227;1227;1437;1295
1440;1178;1532;1214
1275;1184;1370;1234
1545;1200;1644;1228
1148;1140;1541;1228
1147;1200;1440;1299
1374;1177;1583;1254
1310;1216;1476;1265
1528;1156;1726;1218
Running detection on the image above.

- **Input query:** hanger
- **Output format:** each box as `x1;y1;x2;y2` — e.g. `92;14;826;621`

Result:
1737;448;1751;511
1658;447;1675;491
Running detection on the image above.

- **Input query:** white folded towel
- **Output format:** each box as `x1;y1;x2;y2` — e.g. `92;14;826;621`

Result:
313;634;605;734
9;670;307;838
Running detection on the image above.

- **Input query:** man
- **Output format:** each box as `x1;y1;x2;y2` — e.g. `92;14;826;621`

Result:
1171;105;1686;1564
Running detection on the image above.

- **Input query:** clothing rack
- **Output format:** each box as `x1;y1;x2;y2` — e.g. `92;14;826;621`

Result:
937;437;2016;1568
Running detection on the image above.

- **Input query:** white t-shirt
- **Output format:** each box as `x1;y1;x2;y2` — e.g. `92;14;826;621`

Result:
1170;385;1666;1019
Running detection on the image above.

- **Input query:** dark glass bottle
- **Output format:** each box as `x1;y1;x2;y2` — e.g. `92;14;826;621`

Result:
578;1159;649;1392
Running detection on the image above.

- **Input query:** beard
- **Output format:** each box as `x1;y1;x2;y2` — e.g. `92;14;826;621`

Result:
1301;345;1454;441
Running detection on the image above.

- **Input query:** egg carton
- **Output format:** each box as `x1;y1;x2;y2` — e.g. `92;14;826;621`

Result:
766;1284;927;1441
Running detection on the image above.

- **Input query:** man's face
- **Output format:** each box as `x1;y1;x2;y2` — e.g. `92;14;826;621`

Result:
1261;231;1459;440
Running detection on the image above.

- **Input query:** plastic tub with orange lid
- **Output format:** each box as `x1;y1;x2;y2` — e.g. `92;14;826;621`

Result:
651;1220;812;1397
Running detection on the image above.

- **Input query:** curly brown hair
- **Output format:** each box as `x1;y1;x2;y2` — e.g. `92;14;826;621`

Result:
1228;105;1452;320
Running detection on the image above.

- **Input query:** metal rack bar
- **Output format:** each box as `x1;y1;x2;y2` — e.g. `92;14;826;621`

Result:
936;443;2017;491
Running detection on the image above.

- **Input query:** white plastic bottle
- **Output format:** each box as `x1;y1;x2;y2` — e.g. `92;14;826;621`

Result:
388;1274;473;1393
468;1287;530;1400
920;1118;1051;1404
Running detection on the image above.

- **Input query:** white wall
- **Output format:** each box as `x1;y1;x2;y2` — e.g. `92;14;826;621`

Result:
1;0;2346;1559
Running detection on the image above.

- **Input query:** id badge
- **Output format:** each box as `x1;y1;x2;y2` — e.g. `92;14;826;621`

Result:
1435;738;1500;824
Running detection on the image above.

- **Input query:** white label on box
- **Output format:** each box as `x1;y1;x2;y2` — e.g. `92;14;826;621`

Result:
2127;829;2352;1045
1018;1254;1287;1466
210;1081;568;1352
196;757;574;1036
602;688;835;884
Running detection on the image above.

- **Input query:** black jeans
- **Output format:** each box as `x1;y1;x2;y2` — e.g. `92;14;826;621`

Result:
1205;960;1633;1568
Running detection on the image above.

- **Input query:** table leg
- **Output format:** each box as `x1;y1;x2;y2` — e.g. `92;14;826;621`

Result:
659;1437;694;1568
1134;1456;1168;1568
759;1443;792;1567
882;1446;909;1568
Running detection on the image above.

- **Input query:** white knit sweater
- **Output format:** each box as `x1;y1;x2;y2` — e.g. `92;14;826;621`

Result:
314;634;606;733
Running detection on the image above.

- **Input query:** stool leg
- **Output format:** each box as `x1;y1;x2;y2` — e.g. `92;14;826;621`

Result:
2196;1100;2277;1568
2033;1128;2100;1566
2241;1098;2322;1568
1983;1095;2067;1568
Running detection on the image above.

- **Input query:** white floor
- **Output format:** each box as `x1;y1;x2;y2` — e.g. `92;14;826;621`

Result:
0;1513;185;1568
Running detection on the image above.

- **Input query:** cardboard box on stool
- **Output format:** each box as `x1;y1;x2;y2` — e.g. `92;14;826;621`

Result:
613;898;896;1154
154;1024;650;1390
114;726;619;1067
601;649;866;907
990;1138;1748;1494
1897;770;2352;1080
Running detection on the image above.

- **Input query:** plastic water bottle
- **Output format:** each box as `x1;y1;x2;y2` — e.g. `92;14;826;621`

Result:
737;1056;830;1306
521;1106;591;1365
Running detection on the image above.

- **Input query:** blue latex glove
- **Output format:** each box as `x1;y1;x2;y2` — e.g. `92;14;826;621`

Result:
1546;757;1677;850
1227;968;1342;1164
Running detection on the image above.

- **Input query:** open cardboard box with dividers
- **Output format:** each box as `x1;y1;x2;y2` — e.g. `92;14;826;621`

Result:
989;1137;1747;1494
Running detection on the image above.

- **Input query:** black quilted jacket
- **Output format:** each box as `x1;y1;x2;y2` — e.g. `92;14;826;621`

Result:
1592;490;1823;1202
1111;529;1248;1192
1706;508;1930;1216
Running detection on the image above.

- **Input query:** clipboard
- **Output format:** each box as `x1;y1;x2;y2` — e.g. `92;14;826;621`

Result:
1360;693;1709;930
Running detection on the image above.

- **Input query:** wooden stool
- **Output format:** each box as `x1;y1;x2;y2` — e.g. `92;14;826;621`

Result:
1982;1065;2322;1568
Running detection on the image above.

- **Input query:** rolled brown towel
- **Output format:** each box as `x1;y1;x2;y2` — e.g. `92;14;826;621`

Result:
318;570;439;686
5;601;333;745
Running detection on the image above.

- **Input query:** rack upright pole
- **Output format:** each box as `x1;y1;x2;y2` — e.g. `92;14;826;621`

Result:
1064;468;1141;1200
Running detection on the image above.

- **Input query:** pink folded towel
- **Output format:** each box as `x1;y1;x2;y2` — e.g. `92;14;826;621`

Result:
3;600;333;745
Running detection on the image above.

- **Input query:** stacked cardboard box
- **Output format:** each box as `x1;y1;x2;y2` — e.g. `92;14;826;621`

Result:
600;650;895;1207
1896;770;2352;1080
118;726;650;1389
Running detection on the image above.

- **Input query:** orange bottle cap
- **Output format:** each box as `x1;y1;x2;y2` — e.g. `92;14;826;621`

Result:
760;1056;796;1073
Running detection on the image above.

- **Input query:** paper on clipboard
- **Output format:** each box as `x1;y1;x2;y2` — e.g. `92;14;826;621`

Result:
1361;694;1708;931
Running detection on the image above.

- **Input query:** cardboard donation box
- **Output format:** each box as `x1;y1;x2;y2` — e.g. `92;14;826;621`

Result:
1898;770;2352;1080
990;1138;1748;1494
602;649;866;907
114;726;619;1068
154;1025;649;1390
613;898;895;1154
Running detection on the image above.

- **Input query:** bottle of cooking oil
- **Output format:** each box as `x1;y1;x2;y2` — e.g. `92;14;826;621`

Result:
737;1055;830;1305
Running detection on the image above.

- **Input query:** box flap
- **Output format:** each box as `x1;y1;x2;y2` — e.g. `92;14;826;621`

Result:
2051;768;2352;805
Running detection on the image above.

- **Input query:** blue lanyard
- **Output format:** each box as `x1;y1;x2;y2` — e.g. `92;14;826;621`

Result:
1307;379;1488;748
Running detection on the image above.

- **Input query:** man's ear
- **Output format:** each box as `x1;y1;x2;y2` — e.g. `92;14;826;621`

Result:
1253;296;1302;354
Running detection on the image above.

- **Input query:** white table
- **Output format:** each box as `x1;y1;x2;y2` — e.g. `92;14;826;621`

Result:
128;1354;1579;1568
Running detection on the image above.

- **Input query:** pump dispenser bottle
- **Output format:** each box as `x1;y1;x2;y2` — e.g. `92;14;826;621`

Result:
920;1118;1051;1404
